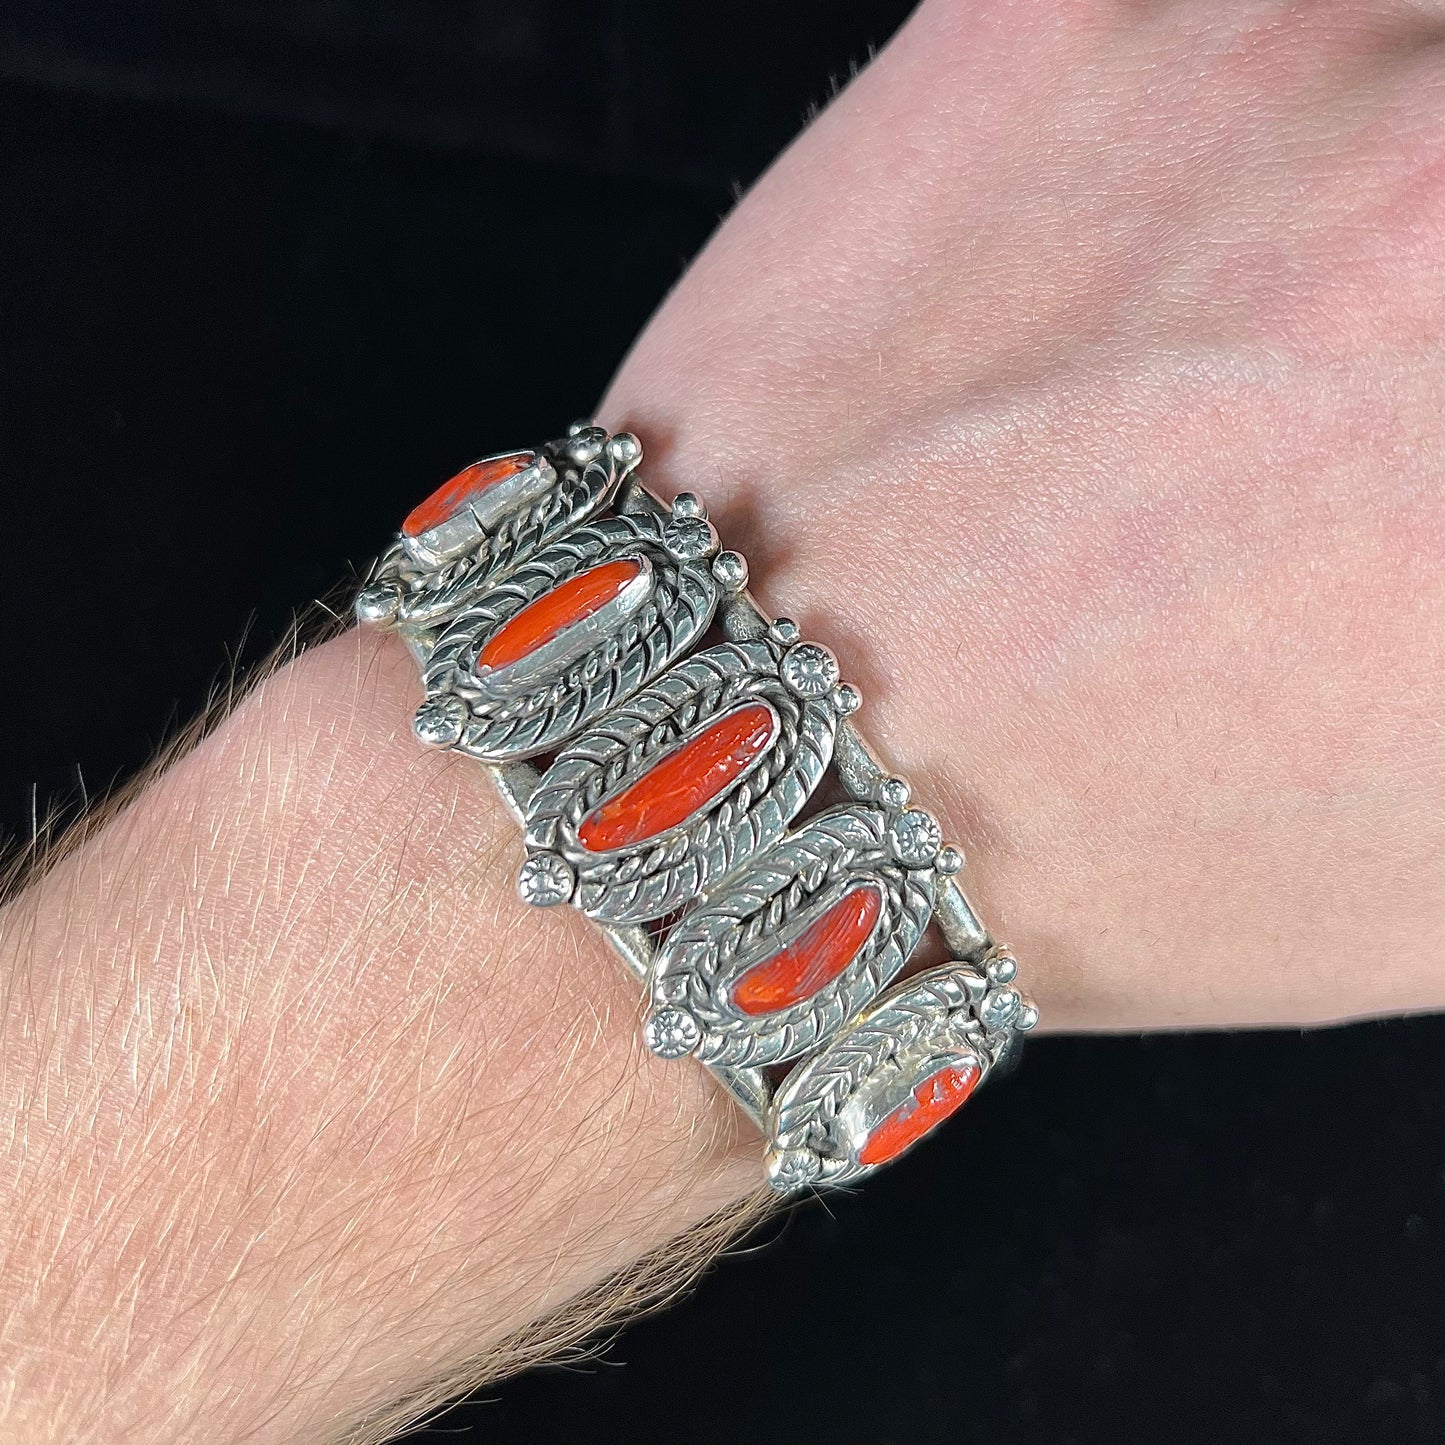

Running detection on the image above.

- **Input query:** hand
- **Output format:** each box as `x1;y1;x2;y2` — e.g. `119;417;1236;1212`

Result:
603;0;1445;1032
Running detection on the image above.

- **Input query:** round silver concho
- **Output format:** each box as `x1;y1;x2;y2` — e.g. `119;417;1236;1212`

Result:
518;629;851;923
516;851;577;908
645;801;948;1069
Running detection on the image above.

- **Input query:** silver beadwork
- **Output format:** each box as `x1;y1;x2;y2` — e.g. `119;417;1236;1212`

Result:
711;549;749;591
355;581;402;626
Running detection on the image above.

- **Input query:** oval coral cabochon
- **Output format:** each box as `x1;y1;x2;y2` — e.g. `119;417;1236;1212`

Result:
577;702;779;853
731;882;884;1016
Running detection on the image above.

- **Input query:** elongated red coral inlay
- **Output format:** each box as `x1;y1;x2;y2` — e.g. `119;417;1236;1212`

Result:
403;451;532;537
857;1059;981;1167
731;883;883;1016
578;703;777;853
477;558;644;674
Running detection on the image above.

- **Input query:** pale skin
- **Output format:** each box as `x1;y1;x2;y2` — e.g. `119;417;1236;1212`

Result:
2;1;1442;1440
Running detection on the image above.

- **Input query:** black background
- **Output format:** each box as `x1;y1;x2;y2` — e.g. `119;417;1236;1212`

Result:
1;5;1441;1443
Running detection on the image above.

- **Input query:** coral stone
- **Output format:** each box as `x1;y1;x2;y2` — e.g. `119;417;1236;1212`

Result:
403;451;532;538
477;558;644;673
732;882;883;1016
857;1059;981;1167
577;702;778;853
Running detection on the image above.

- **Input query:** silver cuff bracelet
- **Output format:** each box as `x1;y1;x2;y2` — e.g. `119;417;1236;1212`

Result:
355;424;1038;1192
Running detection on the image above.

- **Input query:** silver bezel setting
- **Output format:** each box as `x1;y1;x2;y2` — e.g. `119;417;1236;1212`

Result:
645;803;939;1068
417;508;720;761
520;634;844;923
401;450;559;569
766;952;1037;1189
357;430;641;632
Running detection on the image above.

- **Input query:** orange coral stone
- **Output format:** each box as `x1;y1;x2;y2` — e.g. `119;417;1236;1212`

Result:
732;882;883;1016
403;451;532;537
857;1059;981;1167
578;702;778;853
477;558;644;673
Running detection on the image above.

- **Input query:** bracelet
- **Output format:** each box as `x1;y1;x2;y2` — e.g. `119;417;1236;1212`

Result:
355;424;1038;1191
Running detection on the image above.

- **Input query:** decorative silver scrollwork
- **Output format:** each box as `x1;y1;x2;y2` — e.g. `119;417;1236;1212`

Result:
412;496;741;762
517;620;858;922
354;425;641;632
356;421;1040;1181
765;951;1039;1191
644;798;961;1068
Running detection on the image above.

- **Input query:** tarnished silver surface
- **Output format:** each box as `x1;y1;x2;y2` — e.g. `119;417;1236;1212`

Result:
521;625;850;923
359;423;1037;1186
766;952;1038;1189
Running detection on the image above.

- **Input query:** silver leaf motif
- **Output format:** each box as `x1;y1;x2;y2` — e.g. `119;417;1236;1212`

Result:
765;951;1033;1191
522;636;841;923
419;509;719;761
647;803;936;1068
357;423;1041;1173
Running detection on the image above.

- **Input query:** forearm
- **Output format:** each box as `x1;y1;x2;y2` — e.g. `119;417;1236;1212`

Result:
0;630;760;1444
